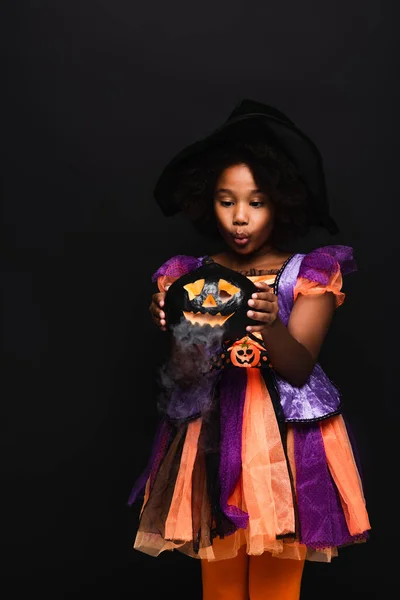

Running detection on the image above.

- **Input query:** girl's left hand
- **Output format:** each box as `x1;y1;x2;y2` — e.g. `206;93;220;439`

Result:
246;281;279;333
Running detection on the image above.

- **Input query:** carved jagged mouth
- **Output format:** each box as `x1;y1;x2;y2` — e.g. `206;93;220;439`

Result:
237;355;255;365
183;311;234;327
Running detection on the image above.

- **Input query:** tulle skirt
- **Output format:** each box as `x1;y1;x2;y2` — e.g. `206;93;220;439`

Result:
130;367;370;563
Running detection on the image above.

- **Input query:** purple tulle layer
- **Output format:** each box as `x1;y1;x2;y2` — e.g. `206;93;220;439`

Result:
298;245;357;286
151;255;205;282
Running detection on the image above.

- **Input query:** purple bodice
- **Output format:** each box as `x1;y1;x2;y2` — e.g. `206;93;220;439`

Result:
273;246;356;422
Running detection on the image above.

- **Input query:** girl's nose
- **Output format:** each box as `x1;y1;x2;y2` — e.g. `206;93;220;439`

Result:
233;210;248;226
232;203;249;225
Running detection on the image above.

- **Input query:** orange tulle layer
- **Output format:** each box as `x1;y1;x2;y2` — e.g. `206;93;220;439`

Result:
293;266;345;307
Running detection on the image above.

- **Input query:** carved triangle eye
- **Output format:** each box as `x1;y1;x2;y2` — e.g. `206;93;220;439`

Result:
184;279;205;300
218;279;240;300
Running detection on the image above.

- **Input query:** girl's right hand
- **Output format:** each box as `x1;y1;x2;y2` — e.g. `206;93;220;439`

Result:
149;291;167;331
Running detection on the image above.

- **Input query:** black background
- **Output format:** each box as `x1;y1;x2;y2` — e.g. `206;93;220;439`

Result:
2;1;398;598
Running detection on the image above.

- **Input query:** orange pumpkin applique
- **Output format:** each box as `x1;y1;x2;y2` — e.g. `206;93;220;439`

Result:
228;337;267;368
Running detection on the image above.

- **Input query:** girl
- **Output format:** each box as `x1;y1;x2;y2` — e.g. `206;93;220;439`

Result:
128;99;371;600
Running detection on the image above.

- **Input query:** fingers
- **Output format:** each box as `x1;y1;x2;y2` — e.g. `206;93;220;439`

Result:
149;291;167;331
247;309;274;322
154;292;166;307
248;289;276;311
247;286;278;331
245;324;265;333
151;311;167;331
251;283;276;301
246;307;276;332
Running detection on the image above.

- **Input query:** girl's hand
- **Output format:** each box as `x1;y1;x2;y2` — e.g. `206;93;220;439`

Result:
149;288;169;331
246;281;279;333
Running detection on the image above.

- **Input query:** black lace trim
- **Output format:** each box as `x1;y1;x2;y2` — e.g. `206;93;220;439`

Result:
273;253;297;296
237;267;280;276
203;254;296;279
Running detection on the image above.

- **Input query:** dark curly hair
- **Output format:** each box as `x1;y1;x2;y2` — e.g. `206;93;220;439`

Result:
171;139;313;246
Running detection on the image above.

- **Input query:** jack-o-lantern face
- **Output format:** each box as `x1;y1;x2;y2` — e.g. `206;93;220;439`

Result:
164;261;259;340
229;337;265;367
182;277;240;327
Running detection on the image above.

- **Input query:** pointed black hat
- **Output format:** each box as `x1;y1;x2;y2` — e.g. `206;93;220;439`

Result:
154;98;339;234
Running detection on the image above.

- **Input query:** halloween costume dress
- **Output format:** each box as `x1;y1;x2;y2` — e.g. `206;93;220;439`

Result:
128;245;371;563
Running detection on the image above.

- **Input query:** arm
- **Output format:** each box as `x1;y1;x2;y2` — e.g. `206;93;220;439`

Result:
258;290;336;387
247;248;352;387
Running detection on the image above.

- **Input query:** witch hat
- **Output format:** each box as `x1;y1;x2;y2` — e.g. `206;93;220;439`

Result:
154;98;339;234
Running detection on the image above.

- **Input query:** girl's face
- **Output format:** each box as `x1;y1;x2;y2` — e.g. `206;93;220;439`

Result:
213;163;275;256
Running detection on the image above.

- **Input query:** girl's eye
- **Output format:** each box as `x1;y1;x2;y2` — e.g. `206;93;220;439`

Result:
219;200;233;207
250;201;264;207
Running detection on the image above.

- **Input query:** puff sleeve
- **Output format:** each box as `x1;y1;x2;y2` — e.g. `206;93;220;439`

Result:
293;245;357;308
151;255;205;293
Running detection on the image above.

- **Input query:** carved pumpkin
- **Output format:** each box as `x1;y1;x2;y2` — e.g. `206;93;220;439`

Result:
164;261;259;340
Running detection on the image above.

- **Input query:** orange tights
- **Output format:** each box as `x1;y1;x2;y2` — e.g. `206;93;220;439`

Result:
201;545;305;600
